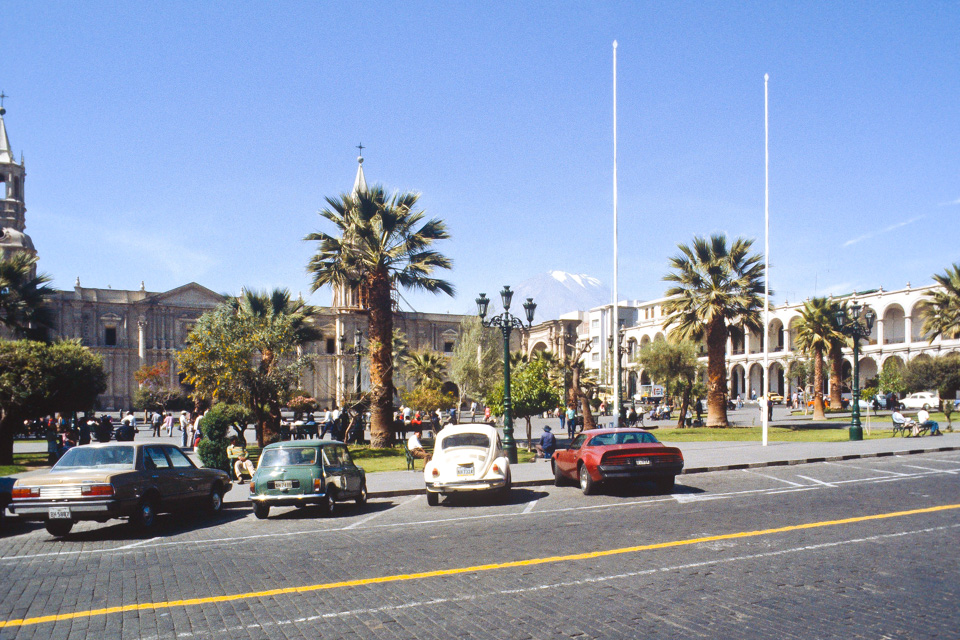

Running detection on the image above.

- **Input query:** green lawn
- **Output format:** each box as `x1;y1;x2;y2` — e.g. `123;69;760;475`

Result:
0;452;50;476
348;445;537;473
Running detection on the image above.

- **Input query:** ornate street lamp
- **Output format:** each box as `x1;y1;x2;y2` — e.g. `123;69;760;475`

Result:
835;302;876;441
477;286;535;464
339;329;367;397
607;328;627;420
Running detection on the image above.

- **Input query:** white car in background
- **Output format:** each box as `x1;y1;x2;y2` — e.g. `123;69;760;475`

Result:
900;392;940;411
423;424;511;506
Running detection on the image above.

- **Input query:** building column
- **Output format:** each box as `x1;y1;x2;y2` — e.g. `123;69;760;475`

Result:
137;318;147;364
904;315;912;345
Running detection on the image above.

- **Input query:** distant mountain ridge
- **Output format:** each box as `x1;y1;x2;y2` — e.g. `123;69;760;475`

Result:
507;271;611;322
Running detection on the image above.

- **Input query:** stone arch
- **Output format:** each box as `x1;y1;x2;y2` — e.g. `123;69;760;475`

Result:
882;304;906;345
730;364;746;399
908;302;929;342
768;318;785;352
863;305;879;345
653;332;665;343
882;355;905;371
859;356;878;387
768;362;785;395
530;341;549;354
748;363;763;399
730;325;745;355
787;316;802;352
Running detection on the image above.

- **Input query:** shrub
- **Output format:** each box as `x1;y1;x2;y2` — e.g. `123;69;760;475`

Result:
196;403;252;471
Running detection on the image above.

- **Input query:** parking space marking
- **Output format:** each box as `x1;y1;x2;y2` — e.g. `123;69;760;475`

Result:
522;498;539;514
797;475;837;488
901;464;959;475
825;461;910;476
742;469;805;487
4;502;959;630
117;537;160;550
343;496;418;530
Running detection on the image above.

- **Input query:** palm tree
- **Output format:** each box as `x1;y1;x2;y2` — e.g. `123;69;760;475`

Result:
306;185;454;447
404;349;447;388
0;254;54;340
232;288;321;443
919;263;960;341
794;297;834;420
825;300;851;410
662;235;765;427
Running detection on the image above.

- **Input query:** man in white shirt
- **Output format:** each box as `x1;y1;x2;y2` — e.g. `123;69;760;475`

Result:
407;430;431;463
917;409;941;436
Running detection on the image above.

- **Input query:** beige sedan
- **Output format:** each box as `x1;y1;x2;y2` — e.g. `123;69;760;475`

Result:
12;443;231;537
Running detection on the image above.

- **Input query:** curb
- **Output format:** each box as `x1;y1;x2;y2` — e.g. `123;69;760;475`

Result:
366;445;960;499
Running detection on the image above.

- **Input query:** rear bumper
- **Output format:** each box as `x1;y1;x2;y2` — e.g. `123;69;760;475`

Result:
249;492;328;507
12;499;133;521
426;477;506;493
596;462;684;481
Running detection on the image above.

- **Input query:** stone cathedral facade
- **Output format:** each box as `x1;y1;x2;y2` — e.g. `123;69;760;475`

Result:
0;106;466;411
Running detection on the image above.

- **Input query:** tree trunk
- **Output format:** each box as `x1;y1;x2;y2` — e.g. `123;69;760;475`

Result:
706;318;730;427
812;348;826;420
829;344;843;409
580;391;597;430
367;271;394;448
677;385;692;428
525;416;532;450
263;398;282;445
0;414;15;466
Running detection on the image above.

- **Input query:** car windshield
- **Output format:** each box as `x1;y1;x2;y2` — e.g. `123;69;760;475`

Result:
441;432;491;450
587;432;659;446
259;447;318;467
53;446;136;470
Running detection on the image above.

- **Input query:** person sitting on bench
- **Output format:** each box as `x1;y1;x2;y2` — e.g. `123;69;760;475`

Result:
227;437;255;483
407;430;432;463
917;409;942;436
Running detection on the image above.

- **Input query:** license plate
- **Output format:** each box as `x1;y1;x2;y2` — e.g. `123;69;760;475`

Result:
633;458;651;466
275;481;292;490
48;507;71;519
456;464;474;477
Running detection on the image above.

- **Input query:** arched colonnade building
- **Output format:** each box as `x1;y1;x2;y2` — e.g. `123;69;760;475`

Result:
526;285;960;403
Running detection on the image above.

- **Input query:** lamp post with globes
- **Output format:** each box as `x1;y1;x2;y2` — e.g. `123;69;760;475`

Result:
607;328;627;422
834;302;876;441
477;286;536;464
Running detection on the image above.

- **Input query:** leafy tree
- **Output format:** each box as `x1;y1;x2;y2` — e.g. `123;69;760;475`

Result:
486;358;562;449
287;392;317;419
0;340;107;464
400;385;457;414
919;263;960;341
903;355;960;415
0;254;54;340
177;289;318;447
662;234;765;427
636;339;705;428
566;339;598;430
196;403;253;471
449;316;502;412
132;360;185;414
878;358;906;397
306;185;454;448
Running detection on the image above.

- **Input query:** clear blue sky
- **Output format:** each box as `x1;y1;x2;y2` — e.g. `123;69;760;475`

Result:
5;2;958;316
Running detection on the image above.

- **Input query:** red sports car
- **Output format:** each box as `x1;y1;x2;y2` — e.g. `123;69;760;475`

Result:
552;428;684;495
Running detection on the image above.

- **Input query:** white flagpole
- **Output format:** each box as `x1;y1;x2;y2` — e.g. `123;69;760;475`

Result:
762;73;770;447
612;40;620;426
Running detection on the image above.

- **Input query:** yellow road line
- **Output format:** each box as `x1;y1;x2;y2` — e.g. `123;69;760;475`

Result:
3;502;958;629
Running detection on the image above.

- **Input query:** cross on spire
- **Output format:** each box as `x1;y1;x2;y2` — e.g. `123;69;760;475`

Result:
356;143;364;156
0;91;7;109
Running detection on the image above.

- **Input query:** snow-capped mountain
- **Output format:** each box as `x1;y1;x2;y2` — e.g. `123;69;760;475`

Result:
506;271;611;322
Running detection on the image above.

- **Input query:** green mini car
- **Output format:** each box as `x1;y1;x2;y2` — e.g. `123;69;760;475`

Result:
248;440;367;519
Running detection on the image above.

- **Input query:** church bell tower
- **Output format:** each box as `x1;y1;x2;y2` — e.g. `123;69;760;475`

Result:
0;96;37;264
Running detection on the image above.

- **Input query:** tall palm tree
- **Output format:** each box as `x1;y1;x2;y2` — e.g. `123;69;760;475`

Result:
404;349;447;388
662;235;765;427
794;297;834;420
306;185;454;447
825;300;851;410
919;263;960;341
0;254;54;340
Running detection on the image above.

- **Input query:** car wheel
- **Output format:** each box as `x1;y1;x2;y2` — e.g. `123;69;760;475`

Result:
318;491;335;517
252;502;270;519
132;497;158;530
579;465;596;496
656;475;676;494
426;491;439;506
554;461;566;487
207;486;224;515
355;483;368;506
45;520;73;537
923;403;930;411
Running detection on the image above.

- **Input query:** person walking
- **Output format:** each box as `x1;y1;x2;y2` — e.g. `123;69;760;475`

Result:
566;405;577;441
179;411;191;448
151;411;162;437
163;412;174;437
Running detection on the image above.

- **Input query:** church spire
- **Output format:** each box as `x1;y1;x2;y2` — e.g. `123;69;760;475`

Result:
0;92;14;165
352;144;367;196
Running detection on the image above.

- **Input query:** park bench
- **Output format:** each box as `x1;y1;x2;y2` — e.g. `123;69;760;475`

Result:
892;414;930;438
401;438;434;471
227;445;261;479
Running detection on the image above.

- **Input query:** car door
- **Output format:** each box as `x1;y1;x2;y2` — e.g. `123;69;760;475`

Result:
337;446;364;496
142;445;180;509
556;434;586;477
322;445;359;497
164;445;205;503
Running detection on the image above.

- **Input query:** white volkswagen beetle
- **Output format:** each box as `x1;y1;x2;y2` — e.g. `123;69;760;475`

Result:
423;424;511;506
